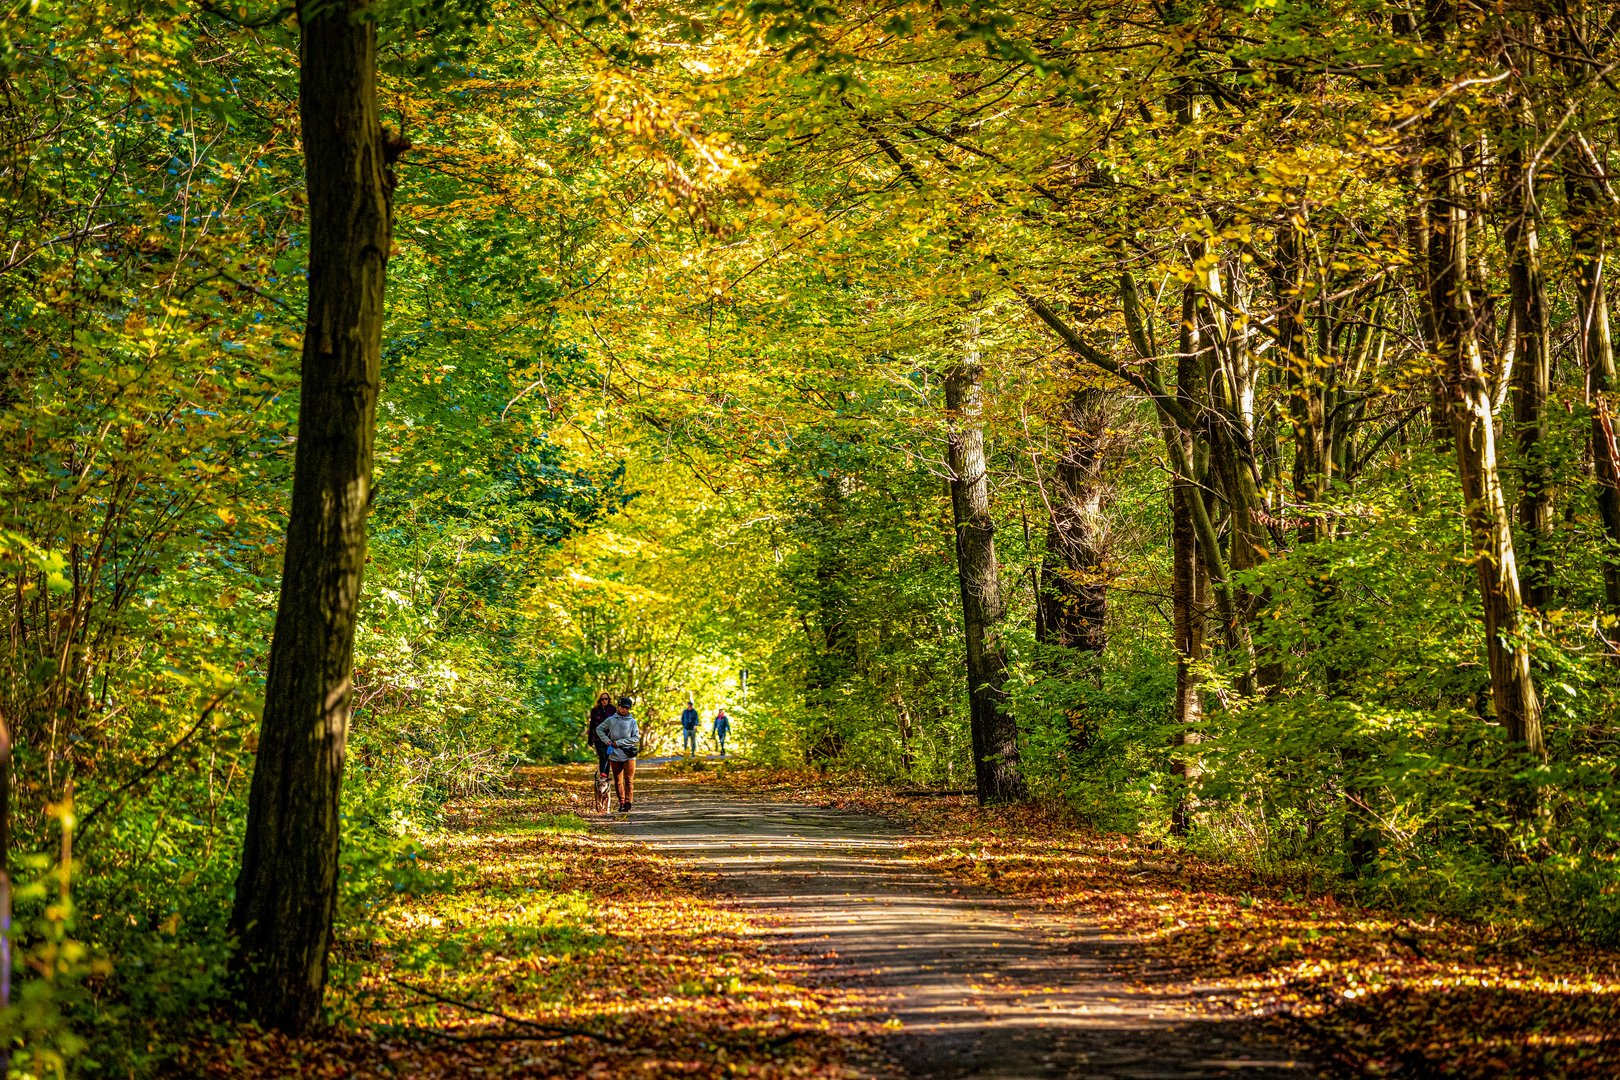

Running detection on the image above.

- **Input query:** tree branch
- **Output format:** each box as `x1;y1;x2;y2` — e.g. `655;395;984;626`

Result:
387;977;624;1044
1017;287;1197;430
78;692;231;837
194;1;296;29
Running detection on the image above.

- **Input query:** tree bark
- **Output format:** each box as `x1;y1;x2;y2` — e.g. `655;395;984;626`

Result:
1424;2;1544;762
1168;462;1205;837
1199;256;1269;594
1182;248;1260;677
945;329;1027;804
1274;221;1328;536
1037;387;1111;655
230;0;395;1034
1036;385;1113;754
1169;285;1207;836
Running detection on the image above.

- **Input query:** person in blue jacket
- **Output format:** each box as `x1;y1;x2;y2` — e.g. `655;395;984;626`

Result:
680;699;701;756
712;707;731;756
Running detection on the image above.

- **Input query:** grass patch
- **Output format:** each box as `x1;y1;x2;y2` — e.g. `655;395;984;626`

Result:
496;811;590;834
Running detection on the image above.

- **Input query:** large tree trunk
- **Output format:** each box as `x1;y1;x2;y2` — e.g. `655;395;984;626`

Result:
1036;386;1111;656
1036;384;1114;755
945;330;1027;804
230;0;395;1034
1425;3;1544;762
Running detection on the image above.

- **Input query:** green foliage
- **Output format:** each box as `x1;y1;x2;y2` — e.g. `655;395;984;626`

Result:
1015;630;1179;833
5;0;1620;1070
0;5;628;1069
1175;454;1620;938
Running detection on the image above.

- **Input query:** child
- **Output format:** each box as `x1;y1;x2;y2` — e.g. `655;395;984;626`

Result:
595;695;640;812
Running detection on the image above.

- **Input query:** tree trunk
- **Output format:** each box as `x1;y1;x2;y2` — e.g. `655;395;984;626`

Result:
1037;385;1113;755
1424;7;1544;762
1168;462;1205;837
1199;254;1269;596
1169;285;1207;836
230;0;395;1034
894;690;916;775
1184;253;1258;674
945;331;1027;804
1508;125;1553;612
1275;222;1328;537
1036;387;1111;657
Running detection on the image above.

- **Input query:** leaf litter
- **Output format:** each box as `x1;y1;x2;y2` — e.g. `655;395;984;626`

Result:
698;764;1620;1079
176;766;891;1079
177;761;1620;1078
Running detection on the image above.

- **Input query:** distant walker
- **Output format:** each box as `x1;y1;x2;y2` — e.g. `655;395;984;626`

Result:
712;707;731;756
680;699;700;756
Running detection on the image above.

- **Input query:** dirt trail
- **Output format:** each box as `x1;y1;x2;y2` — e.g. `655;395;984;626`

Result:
602;764;1312;1080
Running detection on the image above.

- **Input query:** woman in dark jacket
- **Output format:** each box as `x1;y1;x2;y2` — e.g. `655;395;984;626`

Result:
587;692;615;778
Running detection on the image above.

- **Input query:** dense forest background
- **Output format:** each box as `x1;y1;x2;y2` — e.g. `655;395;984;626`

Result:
2;0;1619;1072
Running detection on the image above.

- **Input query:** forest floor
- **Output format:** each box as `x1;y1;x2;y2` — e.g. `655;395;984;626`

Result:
182;759;1620;1079
691;761;1620;1079
617;763;1306;1079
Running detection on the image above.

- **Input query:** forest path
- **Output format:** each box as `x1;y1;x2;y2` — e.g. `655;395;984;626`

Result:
601;764;1312;1080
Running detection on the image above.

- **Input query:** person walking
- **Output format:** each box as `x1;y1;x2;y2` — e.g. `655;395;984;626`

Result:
587;692;615;763
595;695;641;813
680;699;701;756
712;707;731;757
586;691;615;812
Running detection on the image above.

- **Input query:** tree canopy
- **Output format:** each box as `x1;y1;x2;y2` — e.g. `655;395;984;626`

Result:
2;0;1620;1072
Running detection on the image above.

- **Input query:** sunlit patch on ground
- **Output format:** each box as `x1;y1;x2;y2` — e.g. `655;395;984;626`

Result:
176;766;887;1078
694;764;1620;1078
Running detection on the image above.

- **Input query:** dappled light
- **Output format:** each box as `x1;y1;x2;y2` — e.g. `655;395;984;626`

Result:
4;0;1620;1076
705;770;1620;1076
178;769;880;1077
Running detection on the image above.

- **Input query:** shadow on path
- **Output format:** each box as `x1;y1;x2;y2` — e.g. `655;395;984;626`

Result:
602;766;1313;1079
